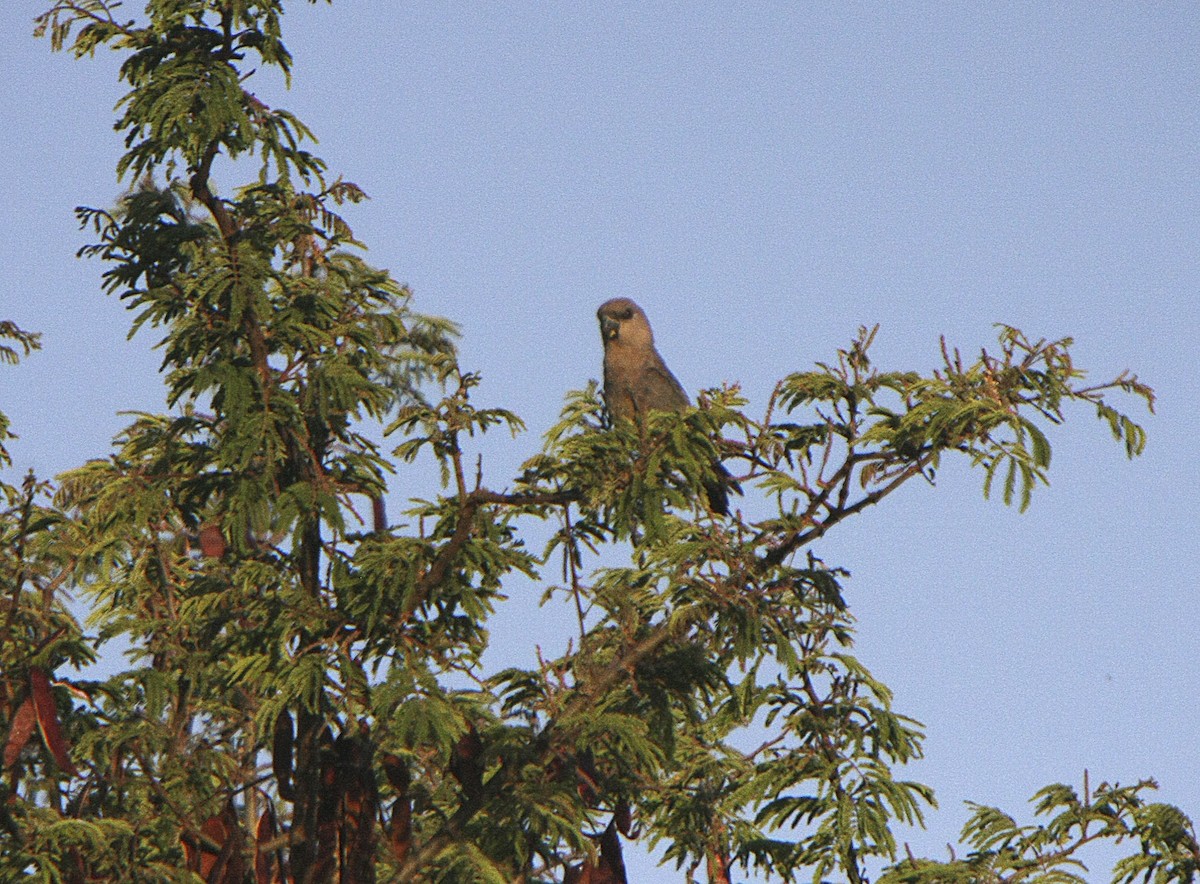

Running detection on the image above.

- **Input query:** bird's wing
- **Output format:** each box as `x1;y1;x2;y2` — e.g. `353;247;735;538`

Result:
637;357;691;413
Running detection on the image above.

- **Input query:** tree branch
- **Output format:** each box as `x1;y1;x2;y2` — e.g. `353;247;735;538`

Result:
761;455;929;569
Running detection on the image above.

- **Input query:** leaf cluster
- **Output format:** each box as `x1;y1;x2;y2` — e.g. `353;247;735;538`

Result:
880;777;1199;884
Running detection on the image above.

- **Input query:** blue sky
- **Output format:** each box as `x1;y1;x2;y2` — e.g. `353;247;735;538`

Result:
2;3;1198;880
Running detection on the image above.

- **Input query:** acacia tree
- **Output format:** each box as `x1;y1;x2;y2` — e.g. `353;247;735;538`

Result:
1;2;1194;883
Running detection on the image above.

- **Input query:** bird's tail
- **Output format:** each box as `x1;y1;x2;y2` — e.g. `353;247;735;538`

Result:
703;461;741;516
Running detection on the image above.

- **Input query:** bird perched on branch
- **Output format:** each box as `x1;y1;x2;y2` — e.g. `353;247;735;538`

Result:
596;297;738;515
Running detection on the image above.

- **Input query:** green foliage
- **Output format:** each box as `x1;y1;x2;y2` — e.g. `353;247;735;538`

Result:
880;777;1199;884
1;2;1178;883
0;321;41;472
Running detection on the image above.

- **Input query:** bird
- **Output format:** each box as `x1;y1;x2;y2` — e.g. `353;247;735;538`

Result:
596;297;737;515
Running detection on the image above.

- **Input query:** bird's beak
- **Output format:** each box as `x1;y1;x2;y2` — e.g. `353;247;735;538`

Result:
601;317;620;341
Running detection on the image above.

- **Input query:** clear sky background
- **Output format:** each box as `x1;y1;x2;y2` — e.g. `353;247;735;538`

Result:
1;3;1197;881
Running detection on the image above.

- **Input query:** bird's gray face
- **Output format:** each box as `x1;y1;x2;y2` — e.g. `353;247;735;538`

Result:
597;298;642;345
600;315;622;341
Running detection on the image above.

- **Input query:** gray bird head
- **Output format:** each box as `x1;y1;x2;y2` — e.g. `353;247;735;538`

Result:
597;297;654;349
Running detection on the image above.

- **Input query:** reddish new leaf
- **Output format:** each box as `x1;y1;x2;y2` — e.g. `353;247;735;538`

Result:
389;795;412;866
29;666;77;777
382;754;412;865
183;802;245;884
613;798;635;838
181;834;197;871
449;724;484;799
3;696;36;768
255;803;286;884
381;752;409;793
199;524;227;558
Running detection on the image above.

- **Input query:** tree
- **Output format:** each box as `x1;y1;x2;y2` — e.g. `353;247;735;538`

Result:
1;2;1192;882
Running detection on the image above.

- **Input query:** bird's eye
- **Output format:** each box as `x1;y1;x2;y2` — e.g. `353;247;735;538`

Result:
620;309;633;319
